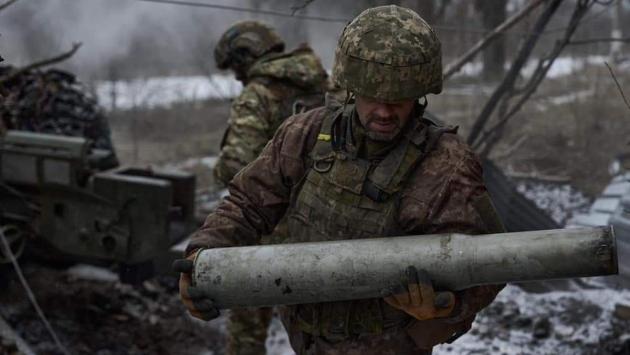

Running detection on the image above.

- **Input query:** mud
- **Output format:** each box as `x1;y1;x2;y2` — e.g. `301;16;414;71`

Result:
0;262;226;355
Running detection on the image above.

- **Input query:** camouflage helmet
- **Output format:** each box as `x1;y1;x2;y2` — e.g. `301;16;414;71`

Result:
332;5;442;101
214;21;285;70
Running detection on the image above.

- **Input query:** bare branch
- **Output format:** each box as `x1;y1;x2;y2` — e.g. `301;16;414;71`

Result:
443;0;545;80
291;0;315;15
569;37;630;45
605;61;630;114
0;0;18;12
476;0;597;157
0;42;82;85
467;0;564;147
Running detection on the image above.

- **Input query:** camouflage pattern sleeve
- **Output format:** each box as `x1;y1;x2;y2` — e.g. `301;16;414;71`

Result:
398;133;504;321
213;82;274;186
187;108;326;254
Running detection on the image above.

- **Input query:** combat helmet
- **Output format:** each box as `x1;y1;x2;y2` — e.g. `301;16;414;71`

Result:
214;21;285;70
332;5;442;101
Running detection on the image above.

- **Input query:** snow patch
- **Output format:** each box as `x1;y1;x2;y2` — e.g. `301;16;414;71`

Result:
434;284;630;354
161;156;218;171
516;181;591;225
451;55;611;80
95;74;242;111
66;264;119;282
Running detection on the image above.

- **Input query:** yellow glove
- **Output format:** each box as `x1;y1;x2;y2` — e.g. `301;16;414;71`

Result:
172;249;219;321
383;266;456;321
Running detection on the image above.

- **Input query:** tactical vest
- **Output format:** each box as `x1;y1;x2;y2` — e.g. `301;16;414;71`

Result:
283;103;455;340
218;77;326;154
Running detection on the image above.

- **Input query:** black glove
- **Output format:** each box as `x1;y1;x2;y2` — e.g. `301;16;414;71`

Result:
173;254;220;321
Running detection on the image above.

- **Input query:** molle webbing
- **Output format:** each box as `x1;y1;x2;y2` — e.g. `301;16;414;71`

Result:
286;106;457;337
311;106;455;202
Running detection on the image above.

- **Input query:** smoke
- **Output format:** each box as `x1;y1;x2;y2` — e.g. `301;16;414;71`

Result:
0;0;350;81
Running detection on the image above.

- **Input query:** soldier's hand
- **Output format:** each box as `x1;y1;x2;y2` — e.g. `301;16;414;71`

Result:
172;250;220;321
383;266;456;321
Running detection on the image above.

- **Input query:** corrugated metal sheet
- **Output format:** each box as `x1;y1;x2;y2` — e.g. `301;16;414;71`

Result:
570;173;630;228
571;213;611;227
591;198;621;214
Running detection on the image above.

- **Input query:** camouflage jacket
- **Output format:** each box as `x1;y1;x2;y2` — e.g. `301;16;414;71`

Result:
213;45;328;185
190;106;503;351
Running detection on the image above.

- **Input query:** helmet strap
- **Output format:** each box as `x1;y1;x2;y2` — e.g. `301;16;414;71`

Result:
343;90;355;106
418;96;428;109
415;96;428;118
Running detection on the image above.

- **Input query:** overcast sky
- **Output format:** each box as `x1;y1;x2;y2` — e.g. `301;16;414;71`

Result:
0;0;348;80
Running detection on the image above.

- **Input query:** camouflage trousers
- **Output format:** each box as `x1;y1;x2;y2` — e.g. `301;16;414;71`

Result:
227;307;273;355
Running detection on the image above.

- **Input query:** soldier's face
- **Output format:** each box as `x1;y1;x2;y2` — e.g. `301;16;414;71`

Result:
355;96;415;141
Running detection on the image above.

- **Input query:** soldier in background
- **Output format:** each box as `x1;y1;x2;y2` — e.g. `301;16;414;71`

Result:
179;6;504;354
212;21;328;354
213;20;328;185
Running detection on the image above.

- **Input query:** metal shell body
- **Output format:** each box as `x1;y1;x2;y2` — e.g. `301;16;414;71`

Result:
193;227;617;309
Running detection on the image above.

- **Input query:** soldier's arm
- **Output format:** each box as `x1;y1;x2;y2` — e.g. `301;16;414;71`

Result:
188;108;325;254
214;83;274;186
399;136;504;320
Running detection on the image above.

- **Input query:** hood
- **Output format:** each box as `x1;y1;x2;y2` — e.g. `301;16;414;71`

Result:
247;45;328;89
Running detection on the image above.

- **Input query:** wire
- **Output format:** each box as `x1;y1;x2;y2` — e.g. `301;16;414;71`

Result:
137;0;349;23
136;0;618;38
0;227;72;355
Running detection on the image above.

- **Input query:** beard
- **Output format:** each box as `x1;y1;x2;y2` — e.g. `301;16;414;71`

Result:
364;114;402;142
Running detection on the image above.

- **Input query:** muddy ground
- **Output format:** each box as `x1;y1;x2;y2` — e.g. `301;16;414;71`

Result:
0;263;225;355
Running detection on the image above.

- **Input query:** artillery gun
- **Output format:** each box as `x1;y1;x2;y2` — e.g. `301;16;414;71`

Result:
0;130;197;282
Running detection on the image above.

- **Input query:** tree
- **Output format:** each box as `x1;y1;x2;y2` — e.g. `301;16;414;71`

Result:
474;0;507;81
467;0;606;158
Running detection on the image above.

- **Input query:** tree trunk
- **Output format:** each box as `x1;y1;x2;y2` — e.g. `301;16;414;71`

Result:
610;0;623;61
475;0;507;81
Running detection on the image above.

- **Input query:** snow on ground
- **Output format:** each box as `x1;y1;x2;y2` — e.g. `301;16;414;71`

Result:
265;282;630;355
434;283;630;354
452;55;610;80
95;74;242;111
515;181;591;226
161;156;217;172
94;56;619;111
535;89;596;110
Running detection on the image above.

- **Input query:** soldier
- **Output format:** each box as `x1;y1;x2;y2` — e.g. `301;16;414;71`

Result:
178;6;504;354
212;21;329;354
213;20;329;185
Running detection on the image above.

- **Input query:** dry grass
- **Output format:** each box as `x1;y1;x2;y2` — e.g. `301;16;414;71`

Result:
432;62;630;197
108;99;231;166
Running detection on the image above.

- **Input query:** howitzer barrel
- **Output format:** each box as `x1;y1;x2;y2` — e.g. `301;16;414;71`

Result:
193;227;617;308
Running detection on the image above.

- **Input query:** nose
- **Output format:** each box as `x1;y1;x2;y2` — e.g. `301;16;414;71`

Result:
372;103;396;118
